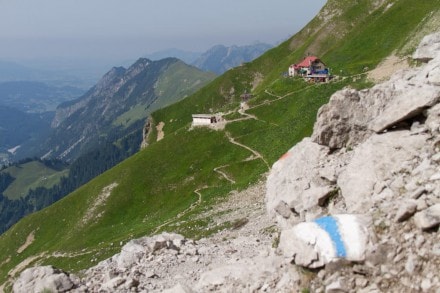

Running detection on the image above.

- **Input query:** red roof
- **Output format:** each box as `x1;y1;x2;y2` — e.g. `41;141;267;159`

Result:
293;56;319;69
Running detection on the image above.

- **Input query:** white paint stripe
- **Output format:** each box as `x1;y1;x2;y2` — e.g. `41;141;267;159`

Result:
335;215;367;261
292;222;336;263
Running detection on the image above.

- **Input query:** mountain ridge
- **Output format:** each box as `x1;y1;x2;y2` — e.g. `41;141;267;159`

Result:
44;57;215;161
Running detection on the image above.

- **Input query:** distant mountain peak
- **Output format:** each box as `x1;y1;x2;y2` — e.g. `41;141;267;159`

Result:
44;57;215;160
192;43;273;74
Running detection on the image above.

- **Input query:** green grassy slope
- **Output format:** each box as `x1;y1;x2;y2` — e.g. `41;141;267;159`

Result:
0;0;438;288
113;61;216;128
1;161;67;200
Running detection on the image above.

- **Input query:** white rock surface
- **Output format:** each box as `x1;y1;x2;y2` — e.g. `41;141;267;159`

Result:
414;204;440;230
395;200;418;222
413;32;440;62
338;131;428;213
13;266;76;293
279;215;370;268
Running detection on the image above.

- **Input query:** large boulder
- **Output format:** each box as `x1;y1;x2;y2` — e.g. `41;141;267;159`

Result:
13;266;76;293
266;138;341;227
313;61;440;149
338;131;428;213
311;88;373;149
368;81;439;133
279;215;370;269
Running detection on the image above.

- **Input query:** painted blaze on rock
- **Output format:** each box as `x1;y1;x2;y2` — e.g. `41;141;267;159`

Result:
279;214;370;269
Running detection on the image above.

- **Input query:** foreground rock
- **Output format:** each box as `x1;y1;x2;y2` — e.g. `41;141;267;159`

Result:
279;215;371;269
13;182;302;292
13;266;79;293
267;32;440;292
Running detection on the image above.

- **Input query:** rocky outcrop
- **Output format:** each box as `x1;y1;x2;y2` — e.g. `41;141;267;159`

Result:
279;215;371;269
413;33;440;62
267;32;440;292
140;116;152;149
13;266;79;293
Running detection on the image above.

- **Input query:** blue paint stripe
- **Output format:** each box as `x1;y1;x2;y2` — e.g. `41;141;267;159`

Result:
314;216;347;258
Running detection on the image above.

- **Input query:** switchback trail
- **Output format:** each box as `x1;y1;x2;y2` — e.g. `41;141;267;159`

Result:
152;126;270;234
226;132;270;170
152;186;206;235
250;73;368;111
214;165;236;184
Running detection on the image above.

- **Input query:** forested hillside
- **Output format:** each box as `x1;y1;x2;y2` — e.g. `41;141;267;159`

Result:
0;130;141;234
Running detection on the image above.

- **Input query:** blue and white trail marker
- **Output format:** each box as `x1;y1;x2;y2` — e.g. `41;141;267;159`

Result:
279;214;370;268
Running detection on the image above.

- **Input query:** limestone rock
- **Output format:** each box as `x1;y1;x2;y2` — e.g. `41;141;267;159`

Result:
395;200;418;222
266;138;332;227
267;35;440;289
414;204;440;230
338;131;427;213
13;266;76;293
115;239;146;269
313;41;440;148
413;32;440;62
312;88;372;149
279;215;370;269
369;83;439;133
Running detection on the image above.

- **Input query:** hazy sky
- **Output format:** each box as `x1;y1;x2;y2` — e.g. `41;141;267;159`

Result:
0;0;326;62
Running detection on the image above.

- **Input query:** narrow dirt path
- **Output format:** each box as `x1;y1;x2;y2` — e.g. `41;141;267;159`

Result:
156;122;165;141
214;166;236;184
17;231;35;254
151;126;270;234
226;132;270;170
250;73;368;111
152;186;206;235
8;253;46;280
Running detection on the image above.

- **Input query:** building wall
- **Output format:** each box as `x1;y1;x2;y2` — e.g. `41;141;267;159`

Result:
288;66;296;77
312;61;326;71
193;117;212;125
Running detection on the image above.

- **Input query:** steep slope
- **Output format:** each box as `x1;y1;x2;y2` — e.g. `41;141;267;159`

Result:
192;43;273;74
0;0;439;290
44;58;215;161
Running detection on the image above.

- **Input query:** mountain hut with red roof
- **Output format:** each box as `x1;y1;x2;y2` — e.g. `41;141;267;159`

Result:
288;56;331;82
